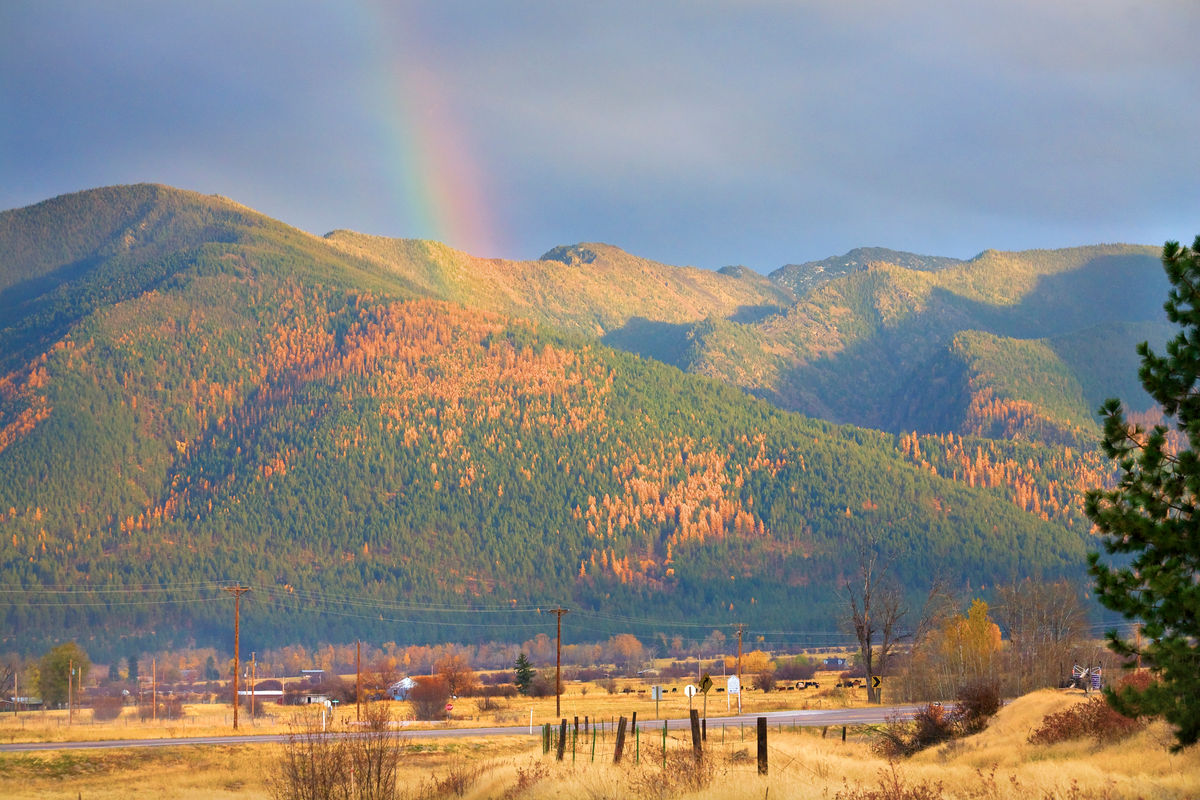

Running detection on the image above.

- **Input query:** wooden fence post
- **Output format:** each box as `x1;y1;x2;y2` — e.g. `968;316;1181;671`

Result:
613;716;628;763
556;719;567;761
757;716;768;775
690;709;703;762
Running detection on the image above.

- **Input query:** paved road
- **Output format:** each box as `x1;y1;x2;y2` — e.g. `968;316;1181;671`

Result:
0;705;920;753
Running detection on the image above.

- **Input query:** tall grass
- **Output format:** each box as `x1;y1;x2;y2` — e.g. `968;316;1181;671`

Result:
1;690;1197;799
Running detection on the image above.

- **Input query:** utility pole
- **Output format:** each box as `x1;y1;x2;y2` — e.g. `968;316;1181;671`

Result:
67;658;73;726
549;608;568;718
734;623;745;715
223;585;251;730
356;641;361;723
250;652;257;721
152;657;157;722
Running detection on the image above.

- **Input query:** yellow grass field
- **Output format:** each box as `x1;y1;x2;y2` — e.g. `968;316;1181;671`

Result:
0;688;1197;799
0;673;861;744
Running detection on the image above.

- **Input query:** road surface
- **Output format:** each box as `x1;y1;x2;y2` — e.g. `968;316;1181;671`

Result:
0;705;920;752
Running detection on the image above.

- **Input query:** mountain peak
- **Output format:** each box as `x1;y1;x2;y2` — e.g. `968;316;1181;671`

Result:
539;243;630;266
770;247;962;296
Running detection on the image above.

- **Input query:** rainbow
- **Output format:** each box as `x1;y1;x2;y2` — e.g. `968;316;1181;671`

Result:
353;1;505;258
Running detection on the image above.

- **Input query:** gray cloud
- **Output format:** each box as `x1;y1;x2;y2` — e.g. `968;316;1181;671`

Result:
1;0;1197;269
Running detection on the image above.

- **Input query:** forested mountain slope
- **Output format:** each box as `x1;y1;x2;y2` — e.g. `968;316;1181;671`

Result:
321;233;795;344
0;185;1094;655
684;245;1167;441
770;247;963;296
323;226;1167;447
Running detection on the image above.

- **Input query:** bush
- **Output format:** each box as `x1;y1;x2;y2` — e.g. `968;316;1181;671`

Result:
268;706;405;800
912;704;956;750
527;672;559;698
409;676;451;720
137;697;184;720
874;687;1000;759
1029;696;1144;745
753;671;777;692
955;679;1001;733
775;656;818;681
834;764;945;800
90;694;125;721
874;704;955;758
476;695;506;713
596;677;618;695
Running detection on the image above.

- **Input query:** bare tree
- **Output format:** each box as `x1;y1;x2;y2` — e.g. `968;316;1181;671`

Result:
994;578;1085;694
843;533;907;703
0;657;16;711
434;652;476;697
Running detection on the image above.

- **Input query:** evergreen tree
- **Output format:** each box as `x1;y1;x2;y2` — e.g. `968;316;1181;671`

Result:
127;655;139;684
514;653;535;696
1086;236;1200;750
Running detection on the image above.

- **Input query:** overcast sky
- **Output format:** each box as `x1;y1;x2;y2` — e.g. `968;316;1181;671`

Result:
2;1;1197;271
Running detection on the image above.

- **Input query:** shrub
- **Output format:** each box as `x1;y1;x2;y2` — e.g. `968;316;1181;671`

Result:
409;676;451;720
90;694;124;721
955;679;1001;733
874;704;955;759
137;697;184;720
775;656;818;681
912;704;956;750
527;672;559;698
753;671;777;692
834;764;945;800
596;677;618;695
1028;696;1144;745
268;707;406;800
476;695;506;713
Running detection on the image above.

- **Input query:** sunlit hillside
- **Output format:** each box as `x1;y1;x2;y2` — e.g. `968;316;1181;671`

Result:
686;244;1166;440
0;185;1094;656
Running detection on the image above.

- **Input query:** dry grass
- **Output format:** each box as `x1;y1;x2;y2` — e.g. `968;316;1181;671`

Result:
0;672;863;744
3;688;1194;799
0;745;272;800
0;702;326;743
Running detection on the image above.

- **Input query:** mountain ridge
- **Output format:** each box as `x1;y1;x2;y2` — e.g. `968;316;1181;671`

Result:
0;184;1161;654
